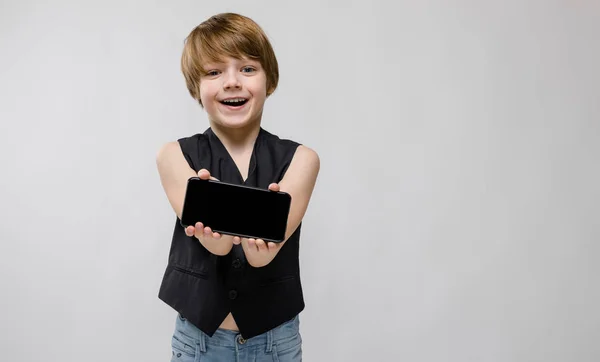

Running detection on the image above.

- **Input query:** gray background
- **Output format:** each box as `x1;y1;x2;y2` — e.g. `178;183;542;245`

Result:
1;0;599;361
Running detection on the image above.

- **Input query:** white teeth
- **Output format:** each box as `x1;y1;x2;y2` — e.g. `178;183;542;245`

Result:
222;98;246;103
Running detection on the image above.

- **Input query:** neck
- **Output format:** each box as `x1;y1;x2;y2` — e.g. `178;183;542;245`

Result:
210;121;261;155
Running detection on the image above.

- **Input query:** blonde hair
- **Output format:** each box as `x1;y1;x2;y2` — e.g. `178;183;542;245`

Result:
181;13;279;106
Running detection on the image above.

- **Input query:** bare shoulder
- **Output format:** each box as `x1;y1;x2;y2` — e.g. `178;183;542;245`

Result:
156;141;182;165
293;145;321;171
155;141;193;175
281;145;320;187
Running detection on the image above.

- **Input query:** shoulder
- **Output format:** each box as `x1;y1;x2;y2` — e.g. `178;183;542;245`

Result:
283;145;320;184
261;129;319;164
156;133;205;169
156;133;209;166
260;129;299;146
156;133;203;154
156;141;182;164
293;145;320;169
155;141;190;175
176;133;209;152
261;129;318;160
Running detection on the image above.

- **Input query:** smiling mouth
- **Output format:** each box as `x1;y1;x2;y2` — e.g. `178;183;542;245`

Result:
220;98;249;107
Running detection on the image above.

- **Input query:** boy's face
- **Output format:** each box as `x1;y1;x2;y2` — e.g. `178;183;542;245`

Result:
199;56;268;129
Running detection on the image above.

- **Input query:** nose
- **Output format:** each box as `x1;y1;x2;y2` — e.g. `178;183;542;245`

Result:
222;70;241;90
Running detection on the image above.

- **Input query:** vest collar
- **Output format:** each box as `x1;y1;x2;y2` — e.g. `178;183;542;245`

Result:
204;127;265;184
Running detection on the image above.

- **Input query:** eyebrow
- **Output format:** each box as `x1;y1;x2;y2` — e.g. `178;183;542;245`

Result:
202;58;260;69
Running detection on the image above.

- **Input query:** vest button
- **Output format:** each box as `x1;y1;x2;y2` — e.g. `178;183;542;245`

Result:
237;335;247;344
232;259;242;268
228;290;238;300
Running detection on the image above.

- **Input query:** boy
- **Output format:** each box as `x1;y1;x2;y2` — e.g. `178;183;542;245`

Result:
156;13;320;361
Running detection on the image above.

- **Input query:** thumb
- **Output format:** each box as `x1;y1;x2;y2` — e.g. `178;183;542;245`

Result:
198;169;210;180
198;169;219;181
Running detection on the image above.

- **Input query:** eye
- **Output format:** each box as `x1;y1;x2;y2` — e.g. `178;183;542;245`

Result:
241;66;256;73
205;70;220;76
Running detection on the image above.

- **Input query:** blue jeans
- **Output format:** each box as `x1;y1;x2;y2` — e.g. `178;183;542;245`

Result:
170;314;302;362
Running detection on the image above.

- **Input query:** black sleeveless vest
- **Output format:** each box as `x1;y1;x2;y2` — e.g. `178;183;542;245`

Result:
158;127;305;339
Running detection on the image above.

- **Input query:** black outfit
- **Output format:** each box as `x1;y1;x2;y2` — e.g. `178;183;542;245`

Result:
158;127;305;339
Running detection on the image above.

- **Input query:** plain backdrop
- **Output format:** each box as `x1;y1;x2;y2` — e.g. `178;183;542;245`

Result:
1;1;599;361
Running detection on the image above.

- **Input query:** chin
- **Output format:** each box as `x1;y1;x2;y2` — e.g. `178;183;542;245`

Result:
216;117;256;129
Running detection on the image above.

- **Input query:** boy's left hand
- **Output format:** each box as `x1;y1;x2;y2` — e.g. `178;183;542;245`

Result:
232;182;285;267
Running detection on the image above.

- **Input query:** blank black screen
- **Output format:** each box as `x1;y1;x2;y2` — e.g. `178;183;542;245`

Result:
180;178;291;242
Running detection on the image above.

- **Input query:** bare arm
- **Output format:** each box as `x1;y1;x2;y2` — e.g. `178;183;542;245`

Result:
278;145;321;242
240;145;320;267
156;142;197;219
156;142;235;256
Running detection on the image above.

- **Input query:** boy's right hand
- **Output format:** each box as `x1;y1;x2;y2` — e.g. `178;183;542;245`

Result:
183;169;238;256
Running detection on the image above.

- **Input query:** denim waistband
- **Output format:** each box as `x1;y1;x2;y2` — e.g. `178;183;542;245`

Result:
175;314;300;353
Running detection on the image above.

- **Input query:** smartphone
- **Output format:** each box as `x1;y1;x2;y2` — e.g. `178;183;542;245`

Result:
180;177;292;243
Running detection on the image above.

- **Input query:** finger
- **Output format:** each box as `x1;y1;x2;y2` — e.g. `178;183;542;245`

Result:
204;226;212;236
194;225;205;240
192;222;204;238
233;236;241;245
240;238;250;253
247;238;259;252
198;169;211;180
185;226;195;237
212;232;221;239
268;183;280;192
256;239;267;251
267;242;277;251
